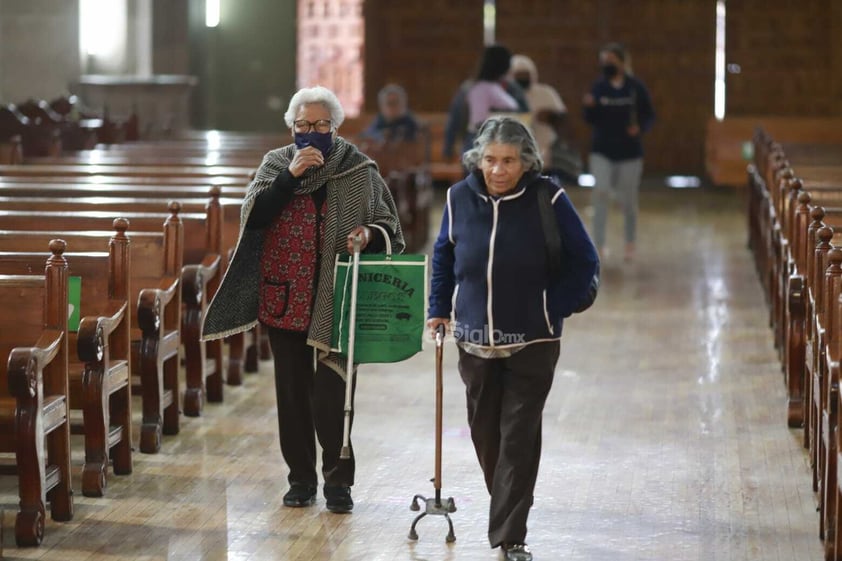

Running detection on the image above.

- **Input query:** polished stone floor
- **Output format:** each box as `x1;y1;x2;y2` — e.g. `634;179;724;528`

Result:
0;185;823;560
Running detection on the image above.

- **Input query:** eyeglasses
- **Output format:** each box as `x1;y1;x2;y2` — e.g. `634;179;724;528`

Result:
293;119;332;133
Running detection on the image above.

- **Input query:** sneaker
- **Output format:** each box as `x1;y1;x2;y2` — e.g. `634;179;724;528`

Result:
502;543;533;561
282;483;316;507
323;485;353;513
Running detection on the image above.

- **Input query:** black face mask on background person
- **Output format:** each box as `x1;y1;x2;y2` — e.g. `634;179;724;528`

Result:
514;77;531;90
602;64;619;79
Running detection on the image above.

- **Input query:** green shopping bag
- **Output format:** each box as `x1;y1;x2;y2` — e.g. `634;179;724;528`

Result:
331;253;428;363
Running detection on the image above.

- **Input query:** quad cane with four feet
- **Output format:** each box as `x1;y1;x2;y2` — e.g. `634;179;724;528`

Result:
408;323;457;542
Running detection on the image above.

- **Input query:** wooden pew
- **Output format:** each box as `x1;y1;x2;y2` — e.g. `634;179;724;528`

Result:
0;214;183;454
0;179;245;199
709;116;842;187
755;165;841;427
0;240;73;546
0;149;274;369
0;176;264;379
0;205;225;419
786;195;842;447
0;163;254;180
750;134;842;371
0;134;23;165
0;174;248;188
778;182;842;419
775;143;842;167
806;208;842;561
353;137;432;252
748;131;842;559
0;192;240;264
780;178;842;561
761;188;842;559
833;300;842;558
43;96;102;151
0;232;131;498
17;99;97;153
25;152;263;169
755;177;838;507
345;112;463;185
796;209;840;545
815;243;842;557
0;105;61;158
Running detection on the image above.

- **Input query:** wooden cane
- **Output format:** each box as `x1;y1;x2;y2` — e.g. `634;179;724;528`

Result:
434;323;445;504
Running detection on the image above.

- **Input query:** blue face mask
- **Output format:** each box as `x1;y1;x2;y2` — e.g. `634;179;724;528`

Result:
294;131;333;158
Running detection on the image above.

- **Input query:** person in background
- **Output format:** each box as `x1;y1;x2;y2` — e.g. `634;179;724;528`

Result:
583;42;655;262
443;44;529;160
201;86;404;515
427;116;599;561
361;83;420;142
510;54;570;173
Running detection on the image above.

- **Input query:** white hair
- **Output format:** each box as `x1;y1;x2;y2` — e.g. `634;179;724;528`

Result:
283;86;345;129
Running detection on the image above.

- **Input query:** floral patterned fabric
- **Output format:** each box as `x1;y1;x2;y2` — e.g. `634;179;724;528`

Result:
258;195;326;330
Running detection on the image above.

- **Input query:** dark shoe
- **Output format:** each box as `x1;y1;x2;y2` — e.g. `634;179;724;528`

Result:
283;483;316;507
323;485;353;513
502;543;533;561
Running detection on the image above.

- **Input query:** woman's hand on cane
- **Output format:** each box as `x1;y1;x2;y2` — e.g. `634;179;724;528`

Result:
346;226;371;254
427;317;450;340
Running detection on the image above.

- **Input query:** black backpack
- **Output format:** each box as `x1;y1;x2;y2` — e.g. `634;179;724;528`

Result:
536;182;599;313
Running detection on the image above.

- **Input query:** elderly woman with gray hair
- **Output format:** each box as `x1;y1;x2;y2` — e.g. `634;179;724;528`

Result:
427;116;598;561
202;86;404;514
361;83;420;142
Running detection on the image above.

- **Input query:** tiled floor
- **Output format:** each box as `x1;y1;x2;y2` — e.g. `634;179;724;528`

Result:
0;185;824;560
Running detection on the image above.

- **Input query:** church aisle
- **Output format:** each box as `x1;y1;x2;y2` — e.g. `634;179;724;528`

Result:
0;186;822;560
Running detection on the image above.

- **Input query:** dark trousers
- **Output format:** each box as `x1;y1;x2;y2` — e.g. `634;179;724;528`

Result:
267;327;356;488
457;341;560;548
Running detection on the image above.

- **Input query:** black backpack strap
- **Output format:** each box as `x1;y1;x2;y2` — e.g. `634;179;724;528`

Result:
537;182;562;283
537;181;600;313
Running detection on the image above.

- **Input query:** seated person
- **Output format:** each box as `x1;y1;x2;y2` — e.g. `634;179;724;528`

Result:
362;84;419;142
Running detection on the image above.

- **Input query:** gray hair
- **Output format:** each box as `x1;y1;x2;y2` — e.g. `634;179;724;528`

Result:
462;116;543;173
283;86;345;129
377;83;408;108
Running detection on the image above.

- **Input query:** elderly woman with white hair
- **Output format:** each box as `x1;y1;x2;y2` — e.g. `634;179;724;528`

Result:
427;116;598;561
202;86;404;514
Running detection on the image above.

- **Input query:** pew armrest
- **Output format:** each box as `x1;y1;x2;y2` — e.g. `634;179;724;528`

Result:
136;275;179;336
181;253;221;307
788;275;805;316
76;300;129;363
7;328;63;398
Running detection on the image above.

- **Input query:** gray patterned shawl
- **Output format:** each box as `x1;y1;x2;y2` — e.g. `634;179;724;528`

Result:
201;136;405;379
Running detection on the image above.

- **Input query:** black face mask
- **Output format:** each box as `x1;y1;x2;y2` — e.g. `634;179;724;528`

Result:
602;64;619;79
515;77;531;90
